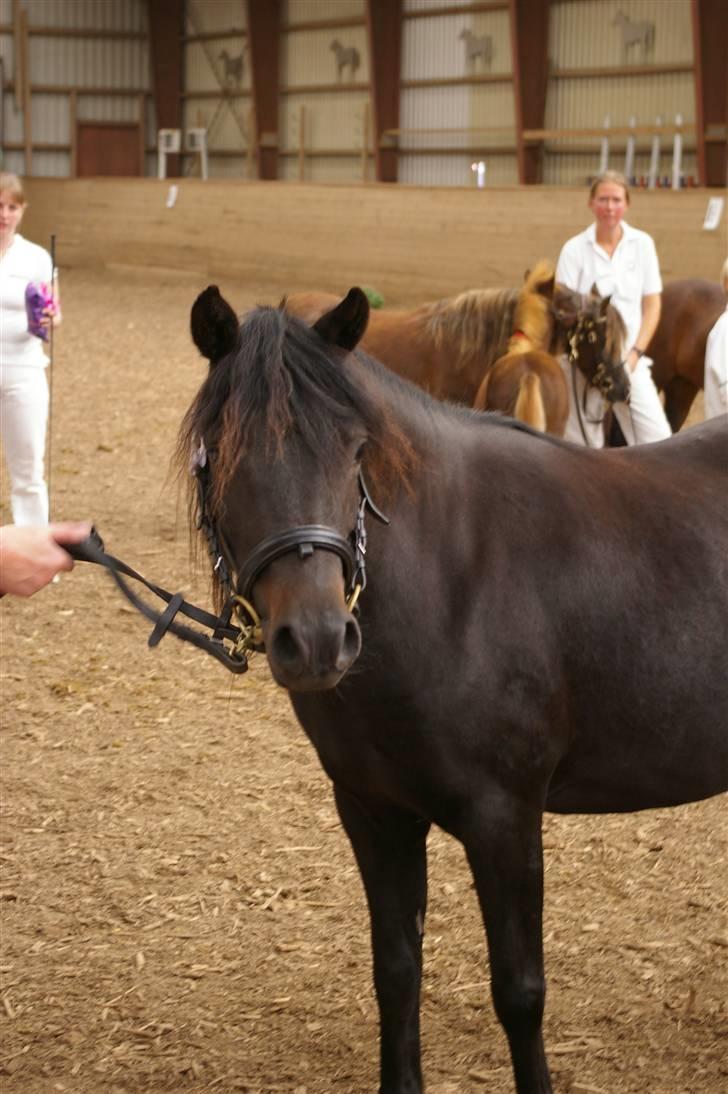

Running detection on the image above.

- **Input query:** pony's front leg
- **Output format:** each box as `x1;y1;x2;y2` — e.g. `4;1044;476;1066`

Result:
334;785;430;1094
461;796;552;1094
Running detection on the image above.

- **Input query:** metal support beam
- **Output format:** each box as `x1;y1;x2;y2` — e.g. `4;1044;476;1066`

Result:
692;0;728;187
147;0;184;178
366;0;403;183
510;0;550;184
246;0;280;179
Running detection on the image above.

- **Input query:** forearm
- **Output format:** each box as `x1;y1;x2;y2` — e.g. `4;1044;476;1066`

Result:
626;294;661;370
635;294;661;352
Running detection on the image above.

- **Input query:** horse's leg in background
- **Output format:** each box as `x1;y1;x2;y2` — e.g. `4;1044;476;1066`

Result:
334;785;430;1093
514;372;547;432
662;375;701;431
461;798;552;1094
473;372;490;411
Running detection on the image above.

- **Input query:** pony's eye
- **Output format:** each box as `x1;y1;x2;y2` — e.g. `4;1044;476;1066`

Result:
355;442;367;463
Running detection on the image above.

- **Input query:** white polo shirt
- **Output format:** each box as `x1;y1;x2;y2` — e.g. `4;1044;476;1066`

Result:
555;221;662;351
704;306;728;419
0;234;53;369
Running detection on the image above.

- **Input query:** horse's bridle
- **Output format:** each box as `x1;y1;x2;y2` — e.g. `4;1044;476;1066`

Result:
65;448;388;676
193;444;389;669
565;313;627;446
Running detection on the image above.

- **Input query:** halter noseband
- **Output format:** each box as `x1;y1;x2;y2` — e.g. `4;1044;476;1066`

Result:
193;445;388;668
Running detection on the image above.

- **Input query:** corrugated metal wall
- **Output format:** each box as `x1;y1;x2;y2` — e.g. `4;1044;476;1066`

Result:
0;0;150;178
0;0;704;187
399;0;518;187
183;0;251;179
545;0;697;185
279;0;370;182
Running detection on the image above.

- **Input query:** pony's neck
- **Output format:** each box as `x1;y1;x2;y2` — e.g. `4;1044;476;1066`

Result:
507;292;551;354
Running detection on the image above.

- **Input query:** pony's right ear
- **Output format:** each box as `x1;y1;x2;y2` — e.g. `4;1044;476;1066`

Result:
313;287;369;352
190;285;239;365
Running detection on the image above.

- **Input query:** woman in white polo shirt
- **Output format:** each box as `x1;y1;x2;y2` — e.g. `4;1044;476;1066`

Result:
556;170;671;447
703;258;728;420
0;172;60;525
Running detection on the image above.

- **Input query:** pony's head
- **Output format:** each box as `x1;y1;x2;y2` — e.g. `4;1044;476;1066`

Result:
562;286;630;404
179;286;409;692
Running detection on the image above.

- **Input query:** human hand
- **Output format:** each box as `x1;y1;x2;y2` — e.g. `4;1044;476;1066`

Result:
0;521;92;597
625;347;643;372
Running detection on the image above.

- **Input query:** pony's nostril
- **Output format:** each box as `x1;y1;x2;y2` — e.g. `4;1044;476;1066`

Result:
338;619;362;669
271;624;303;669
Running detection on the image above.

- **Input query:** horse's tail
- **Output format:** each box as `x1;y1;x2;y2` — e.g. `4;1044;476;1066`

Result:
513;372;546;432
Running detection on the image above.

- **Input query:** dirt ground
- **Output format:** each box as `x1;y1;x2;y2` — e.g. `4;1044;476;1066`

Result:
1;269;726;1094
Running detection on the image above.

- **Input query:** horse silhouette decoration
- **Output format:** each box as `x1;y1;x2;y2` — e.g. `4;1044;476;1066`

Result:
613;10;655;62
330;38;361;81
219;49;244;85
459;28;494;70
182;285;728;1094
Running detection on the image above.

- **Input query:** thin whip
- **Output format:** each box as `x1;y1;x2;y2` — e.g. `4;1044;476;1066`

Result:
46;233;56;517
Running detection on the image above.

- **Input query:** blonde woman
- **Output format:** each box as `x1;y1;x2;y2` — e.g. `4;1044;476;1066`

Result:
0;172;60;525
556;170;671;447
704;258;728;419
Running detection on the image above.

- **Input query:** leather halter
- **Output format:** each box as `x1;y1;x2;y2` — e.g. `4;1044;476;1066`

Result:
64;452;388;676
194;447;389;663
567;313;627;446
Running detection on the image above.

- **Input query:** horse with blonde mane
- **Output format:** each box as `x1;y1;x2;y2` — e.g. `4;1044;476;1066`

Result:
285;264;627;436
284;266;558;404
473;265;569;434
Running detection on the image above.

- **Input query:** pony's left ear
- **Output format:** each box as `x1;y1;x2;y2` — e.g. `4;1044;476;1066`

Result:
313;287;369;352
190;285;239;365
600;294;612;314
536;274;555;299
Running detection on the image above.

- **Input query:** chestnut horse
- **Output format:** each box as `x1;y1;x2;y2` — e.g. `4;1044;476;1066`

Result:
285;266;627;436
284;266;559;404
181;284;728;1094
647;278;726;430
472;266;569;433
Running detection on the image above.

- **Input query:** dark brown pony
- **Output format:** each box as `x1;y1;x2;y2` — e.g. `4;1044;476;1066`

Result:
647;278;726;430
181;284;728;1094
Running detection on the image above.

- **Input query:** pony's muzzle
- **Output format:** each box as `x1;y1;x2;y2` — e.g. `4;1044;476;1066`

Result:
267;609;362;691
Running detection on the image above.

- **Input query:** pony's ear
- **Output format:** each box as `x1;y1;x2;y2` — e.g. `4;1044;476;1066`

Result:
600;294;612;314
552;284;579;327
313;287;369;352
535;274;555;299
190;285;239;364
589;282;602;300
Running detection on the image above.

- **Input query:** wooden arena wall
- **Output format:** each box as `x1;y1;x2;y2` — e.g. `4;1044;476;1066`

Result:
24;179;726;304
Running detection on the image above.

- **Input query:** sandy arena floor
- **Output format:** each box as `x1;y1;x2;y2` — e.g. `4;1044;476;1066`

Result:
0;269;726;1093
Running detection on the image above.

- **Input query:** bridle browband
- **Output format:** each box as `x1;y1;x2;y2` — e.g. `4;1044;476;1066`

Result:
66;448;388;675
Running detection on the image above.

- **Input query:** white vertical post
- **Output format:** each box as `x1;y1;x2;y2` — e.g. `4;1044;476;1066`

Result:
624;116;636;182
648;115;661;189
599;115;610;174
672;113;683;190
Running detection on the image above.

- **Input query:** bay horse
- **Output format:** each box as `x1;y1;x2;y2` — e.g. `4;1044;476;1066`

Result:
181;285;728;1094
647;278;726;430
284;265;628;435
